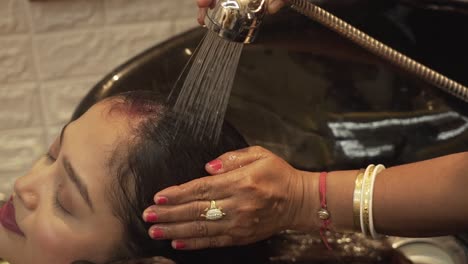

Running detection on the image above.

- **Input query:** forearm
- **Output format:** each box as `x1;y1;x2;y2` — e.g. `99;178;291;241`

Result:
374;151;468;236
297;152;468;237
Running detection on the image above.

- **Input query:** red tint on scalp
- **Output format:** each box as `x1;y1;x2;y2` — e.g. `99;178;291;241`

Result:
127;101;164;118
107;95;166;121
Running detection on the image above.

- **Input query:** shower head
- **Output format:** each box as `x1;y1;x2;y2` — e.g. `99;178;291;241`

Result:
205;0;268;44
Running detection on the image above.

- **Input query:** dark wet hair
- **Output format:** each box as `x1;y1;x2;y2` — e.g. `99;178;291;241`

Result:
23;89;410;264
98;91;270;264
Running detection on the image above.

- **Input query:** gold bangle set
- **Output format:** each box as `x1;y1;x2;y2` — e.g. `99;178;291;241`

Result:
352;169;365;231
352;164;385;239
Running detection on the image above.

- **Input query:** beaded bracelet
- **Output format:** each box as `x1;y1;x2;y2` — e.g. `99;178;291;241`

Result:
317;171;332;250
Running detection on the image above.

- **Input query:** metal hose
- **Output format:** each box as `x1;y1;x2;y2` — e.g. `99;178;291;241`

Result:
289;0;468;103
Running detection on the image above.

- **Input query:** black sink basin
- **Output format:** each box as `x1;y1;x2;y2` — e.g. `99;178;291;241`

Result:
73;5;468;171
71;3;468;262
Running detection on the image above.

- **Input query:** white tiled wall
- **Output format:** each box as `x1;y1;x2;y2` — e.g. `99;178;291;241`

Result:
0;0;198;196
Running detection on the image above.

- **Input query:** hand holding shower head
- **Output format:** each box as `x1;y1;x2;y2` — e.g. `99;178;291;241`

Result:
204;0;468;102
176;0;467;144
205;0;268;44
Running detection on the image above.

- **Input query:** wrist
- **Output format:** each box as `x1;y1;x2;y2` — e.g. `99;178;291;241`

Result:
287;170;358;233
288;170;321;232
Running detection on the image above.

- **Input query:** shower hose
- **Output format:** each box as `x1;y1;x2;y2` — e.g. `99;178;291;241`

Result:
289;0;468;103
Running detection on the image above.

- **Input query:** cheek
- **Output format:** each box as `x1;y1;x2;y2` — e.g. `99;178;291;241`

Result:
35;222;68;250
25;216;83;264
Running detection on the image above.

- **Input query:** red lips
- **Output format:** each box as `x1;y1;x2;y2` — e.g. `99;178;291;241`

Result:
0;196;25;237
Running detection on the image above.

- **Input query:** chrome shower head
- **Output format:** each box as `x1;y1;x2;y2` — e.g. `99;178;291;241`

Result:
205;0;268;44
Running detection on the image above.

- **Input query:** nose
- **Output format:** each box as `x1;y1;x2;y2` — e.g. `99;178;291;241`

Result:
14;173;40;211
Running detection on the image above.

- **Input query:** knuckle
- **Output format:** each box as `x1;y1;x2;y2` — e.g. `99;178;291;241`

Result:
219;150;235;160
191;239;199;249
236;208;262;226
244;228;256;238
194;181;210;200
241;177;262;194
194;201;206;218
230;226;254;240
194;221;209;237
244;207;257;218
220;151;238;166
225;227;237;237
223;236;234;247
250;145;264;152
251;146;269;156
232;213;252;229
189;202;203;220
230;235;242;245
209;237;221;248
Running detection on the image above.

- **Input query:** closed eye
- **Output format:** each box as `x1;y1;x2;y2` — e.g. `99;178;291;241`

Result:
47;153;72;216
53;185;72;216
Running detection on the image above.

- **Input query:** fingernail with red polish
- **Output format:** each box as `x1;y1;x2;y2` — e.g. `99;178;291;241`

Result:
155;196;168;205
207;159;223;172
172;241;186;249
150;228;165;239
145;212;158;222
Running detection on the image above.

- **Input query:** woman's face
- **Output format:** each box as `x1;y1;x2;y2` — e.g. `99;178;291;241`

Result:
0;101;129;264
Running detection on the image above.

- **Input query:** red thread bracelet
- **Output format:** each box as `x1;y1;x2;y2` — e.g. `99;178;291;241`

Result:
318;171;332;250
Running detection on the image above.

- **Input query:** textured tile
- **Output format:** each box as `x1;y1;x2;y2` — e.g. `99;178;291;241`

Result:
0;0;189;187
45;125;63;147
0;0;29;35
105;0;196;24
30;0;105;33
35;30;111;80
0;127;46;194
0;171;19;198
41;79;96;125
0;36;36;83
0;83;42;130
106;21;173;67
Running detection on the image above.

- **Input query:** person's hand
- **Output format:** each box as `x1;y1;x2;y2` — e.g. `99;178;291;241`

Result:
143;146;319;250
197;0;288;25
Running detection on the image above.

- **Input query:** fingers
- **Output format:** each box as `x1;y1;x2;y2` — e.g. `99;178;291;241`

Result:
268;0;288;14
153;146;270;205
148;220;229;241
205;146;270;175
197;0;216;25
198;8;207;25
144;199;230;223
197;0;214;8
172;236;234;250
154;172;238;204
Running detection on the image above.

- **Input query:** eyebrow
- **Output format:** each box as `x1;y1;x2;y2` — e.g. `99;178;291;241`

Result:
61;125;95;212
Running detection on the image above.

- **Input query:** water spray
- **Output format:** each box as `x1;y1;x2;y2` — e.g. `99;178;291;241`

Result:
205;0;468;102
173;0;467;143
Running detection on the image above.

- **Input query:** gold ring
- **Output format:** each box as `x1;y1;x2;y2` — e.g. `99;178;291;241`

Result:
201;200;226;221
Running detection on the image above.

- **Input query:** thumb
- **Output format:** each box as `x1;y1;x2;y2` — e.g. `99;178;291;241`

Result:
268;0;287;14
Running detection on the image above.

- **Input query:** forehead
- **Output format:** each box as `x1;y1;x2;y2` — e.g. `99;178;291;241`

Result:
72;100;131;156
59;101;131;259
65;100;132;201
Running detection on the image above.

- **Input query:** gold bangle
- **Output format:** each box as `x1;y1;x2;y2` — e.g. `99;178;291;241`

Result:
352;169;365;231
362;165;375;236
